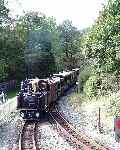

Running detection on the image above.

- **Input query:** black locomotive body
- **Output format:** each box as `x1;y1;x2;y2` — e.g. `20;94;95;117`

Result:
17;68;79;120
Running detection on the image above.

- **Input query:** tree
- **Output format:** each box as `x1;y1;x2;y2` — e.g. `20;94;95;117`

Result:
80;0;120;96
58;20;82;70
19;12;57;78
0;0;9;26
84;0;120;74
0;59;8;82
0;1;26;82
0;0;9;81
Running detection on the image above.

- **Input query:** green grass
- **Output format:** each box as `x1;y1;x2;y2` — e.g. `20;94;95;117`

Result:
7;89;19;99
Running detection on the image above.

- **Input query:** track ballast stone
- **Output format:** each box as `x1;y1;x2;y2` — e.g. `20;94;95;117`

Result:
37;122;76;150
58;90;120;150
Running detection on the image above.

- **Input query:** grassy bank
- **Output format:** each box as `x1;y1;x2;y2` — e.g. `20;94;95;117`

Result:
7;89;19;99
69;90;120;118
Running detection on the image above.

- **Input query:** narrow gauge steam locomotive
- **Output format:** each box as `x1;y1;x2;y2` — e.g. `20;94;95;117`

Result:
17;68;79;120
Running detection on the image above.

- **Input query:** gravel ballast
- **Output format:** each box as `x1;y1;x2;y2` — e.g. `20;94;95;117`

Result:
58;88;120;150
37;122;76;150
0;114;22;150
1;88;120;150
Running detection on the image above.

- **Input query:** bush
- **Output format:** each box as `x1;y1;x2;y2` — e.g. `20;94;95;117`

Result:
78;65;94;92
100;73;120;95
83;74;101;97
83;72;120;98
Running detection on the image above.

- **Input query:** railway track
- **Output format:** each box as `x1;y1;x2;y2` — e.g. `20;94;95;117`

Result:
49;108;111;150
19;121;38;150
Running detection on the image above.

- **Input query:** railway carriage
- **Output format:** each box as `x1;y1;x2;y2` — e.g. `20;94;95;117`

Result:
17;68;79;120
50;77;61;98
53;71;70;91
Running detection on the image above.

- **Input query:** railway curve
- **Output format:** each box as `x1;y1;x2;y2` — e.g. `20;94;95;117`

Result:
49;108;112;150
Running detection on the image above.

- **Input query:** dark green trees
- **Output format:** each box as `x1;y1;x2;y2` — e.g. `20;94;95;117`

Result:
58;20;82;70
22;12;57;78
0;3;82;82
0;0;25;82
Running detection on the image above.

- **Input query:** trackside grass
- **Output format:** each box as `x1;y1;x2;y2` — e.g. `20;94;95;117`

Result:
7;89;19;99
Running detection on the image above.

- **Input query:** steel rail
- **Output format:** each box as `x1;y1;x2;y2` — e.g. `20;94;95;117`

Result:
49;109;112;150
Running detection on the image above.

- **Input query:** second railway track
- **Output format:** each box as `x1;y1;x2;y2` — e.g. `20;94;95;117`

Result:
49;108;111;150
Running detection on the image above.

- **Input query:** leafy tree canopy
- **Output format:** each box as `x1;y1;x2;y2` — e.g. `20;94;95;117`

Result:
83;0;120;74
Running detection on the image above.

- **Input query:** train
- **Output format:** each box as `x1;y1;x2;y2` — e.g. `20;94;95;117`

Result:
17;68;79;120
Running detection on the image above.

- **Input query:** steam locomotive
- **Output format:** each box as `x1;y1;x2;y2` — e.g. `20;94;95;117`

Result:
17;68;79;120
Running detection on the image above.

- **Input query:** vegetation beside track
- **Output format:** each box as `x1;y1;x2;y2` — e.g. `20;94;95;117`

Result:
7;89;19;99
70;0;120;119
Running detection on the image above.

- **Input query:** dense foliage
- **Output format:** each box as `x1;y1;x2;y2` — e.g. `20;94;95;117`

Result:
58;20;82;70
2;0;120;98
0;2;82;82
80;0;120;97
0;0;25;82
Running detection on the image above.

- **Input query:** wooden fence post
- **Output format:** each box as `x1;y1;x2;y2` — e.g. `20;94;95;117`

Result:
98;107;102;133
